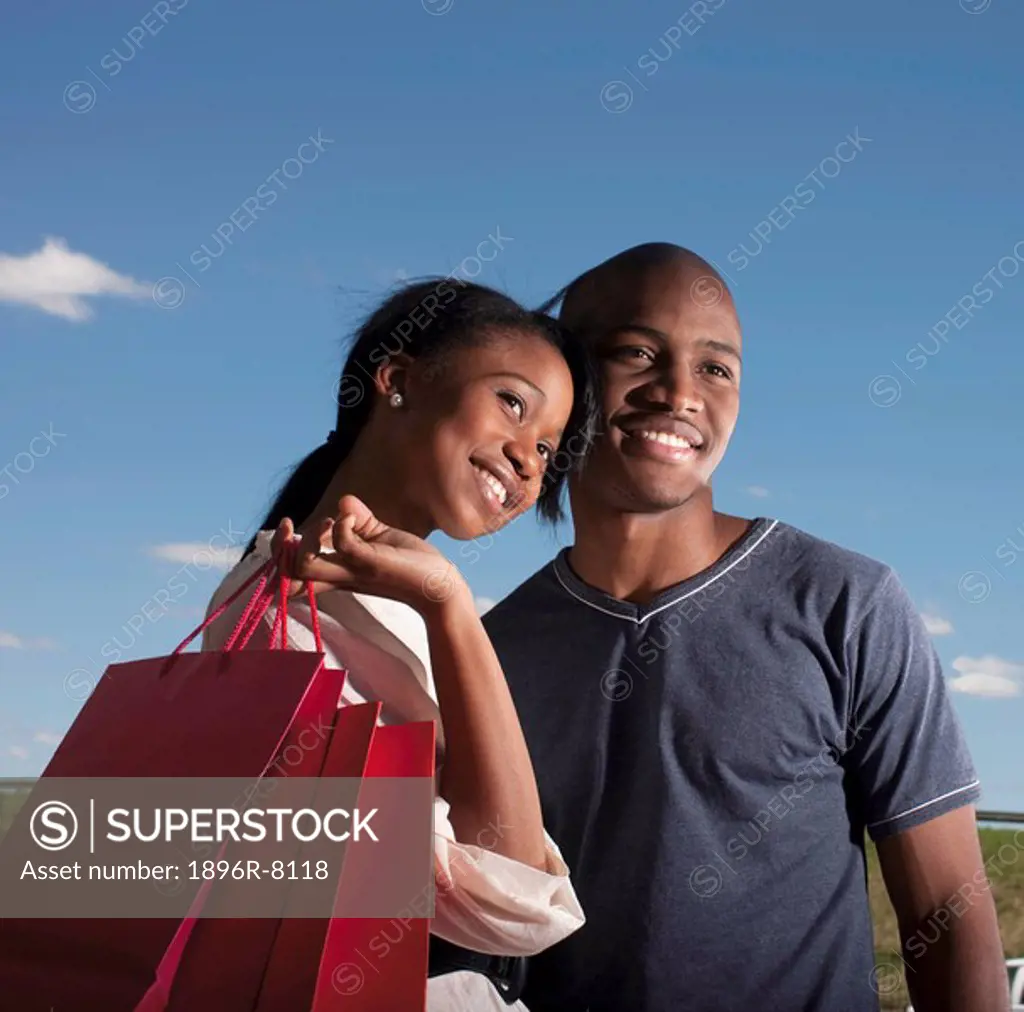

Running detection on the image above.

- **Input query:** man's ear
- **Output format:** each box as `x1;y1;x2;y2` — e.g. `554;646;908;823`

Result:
373;352;415;401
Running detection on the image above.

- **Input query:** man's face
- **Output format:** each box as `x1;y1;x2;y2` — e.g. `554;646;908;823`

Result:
570;263;743;514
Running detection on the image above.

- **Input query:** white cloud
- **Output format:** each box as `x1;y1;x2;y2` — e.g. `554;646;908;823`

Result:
148;543;245;571
474;596;497;615
0;632;58;650
922;613;954;636
7;745;28;761
949;655;1023;698
0;237;151;321
949;674;1020;698
744;485;770;498
33;731;62;746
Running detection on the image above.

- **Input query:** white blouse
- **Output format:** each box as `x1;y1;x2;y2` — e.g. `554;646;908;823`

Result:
202;531;584;1011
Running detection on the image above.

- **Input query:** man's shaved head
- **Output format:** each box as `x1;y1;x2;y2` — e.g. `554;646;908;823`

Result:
554;243;733;333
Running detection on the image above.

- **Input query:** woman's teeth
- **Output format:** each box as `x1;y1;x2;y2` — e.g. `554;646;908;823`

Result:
475;465;509;505
636;430;694;449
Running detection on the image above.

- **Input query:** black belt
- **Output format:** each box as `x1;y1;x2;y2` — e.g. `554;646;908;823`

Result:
427;936;527;1005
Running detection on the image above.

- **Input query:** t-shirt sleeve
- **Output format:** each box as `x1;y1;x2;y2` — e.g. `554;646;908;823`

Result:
842;569;981;841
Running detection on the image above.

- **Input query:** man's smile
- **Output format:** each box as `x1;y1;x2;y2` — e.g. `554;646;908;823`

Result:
615;416;707;463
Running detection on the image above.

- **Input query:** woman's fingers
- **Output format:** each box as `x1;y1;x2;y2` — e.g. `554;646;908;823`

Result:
336;494;371;524
290;552;356;587
273;516;344;596
271;518;295;564
265;513;399;597
336;494;387;540
331;513;356;554
296;517;334;571
270;519;309;596
335;512;379;568
270;509;383;592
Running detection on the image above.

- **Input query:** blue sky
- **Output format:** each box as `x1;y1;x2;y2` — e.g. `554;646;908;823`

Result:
1;0;1023;809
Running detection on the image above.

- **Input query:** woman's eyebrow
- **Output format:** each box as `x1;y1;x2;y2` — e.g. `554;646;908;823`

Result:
489;372;547;400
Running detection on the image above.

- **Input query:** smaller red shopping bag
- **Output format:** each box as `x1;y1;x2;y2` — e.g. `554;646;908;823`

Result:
250;717;436;1012
0;552;343;1012
250;700;383;1011
311;719;435;1012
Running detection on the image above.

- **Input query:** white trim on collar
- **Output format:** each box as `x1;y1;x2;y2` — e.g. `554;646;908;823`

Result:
553;519;781;625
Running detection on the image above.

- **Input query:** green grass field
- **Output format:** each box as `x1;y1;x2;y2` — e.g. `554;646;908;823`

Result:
869;827;1024;1009
0;788;30;842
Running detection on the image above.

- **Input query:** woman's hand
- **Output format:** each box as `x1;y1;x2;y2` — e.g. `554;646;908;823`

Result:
271;496;468;615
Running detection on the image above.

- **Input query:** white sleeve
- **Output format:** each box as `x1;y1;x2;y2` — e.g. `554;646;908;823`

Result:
430;796;585;957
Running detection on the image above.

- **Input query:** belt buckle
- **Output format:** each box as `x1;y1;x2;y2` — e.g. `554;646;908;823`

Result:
489;955;527;1006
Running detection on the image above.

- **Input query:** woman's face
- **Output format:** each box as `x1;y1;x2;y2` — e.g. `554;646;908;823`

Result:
399;330;575;540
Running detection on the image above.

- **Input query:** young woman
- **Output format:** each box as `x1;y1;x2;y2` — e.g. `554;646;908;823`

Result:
202;278;598;1010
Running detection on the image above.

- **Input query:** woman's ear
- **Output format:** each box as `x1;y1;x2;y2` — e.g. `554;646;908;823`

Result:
373;352;415;401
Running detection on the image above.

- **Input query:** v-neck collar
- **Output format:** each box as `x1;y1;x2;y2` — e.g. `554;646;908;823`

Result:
551;518;780;625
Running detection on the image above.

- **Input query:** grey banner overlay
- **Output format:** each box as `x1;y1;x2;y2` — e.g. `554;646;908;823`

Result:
0;778;433;919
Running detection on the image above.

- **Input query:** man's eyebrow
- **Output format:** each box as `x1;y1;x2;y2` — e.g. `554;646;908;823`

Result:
604;324;671;343
698;338;743;365
604;325;743;365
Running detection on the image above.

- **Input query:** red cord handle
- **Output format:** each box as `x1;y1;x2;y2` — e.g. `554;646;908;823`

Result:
171;557;274;655
228;581;278;650
259;539;323;653
170;537;324;656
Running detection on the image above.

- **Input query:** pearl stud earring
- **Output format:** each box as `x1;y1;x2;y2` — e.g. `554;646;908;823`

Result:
389;392;404;408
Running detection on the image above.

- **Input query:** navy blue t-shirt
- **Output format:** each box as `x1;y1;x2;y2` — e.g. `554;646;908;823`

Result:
482;518;980;1012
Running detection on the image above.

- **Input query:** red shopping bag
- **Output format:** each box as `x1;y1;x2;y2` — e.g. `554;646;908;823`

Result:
251;700;383;1011
0;554;344;1012
251;717;436;1012
310;719;435;1012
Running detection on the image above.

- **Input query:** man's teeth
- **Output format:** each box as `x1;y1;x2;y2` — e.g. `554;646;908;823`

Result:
636;430;694;449
475;466;508;505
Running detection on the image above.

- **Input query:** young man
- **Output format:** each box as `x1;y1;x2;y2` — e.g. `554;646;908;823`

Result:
483;244;1009;1011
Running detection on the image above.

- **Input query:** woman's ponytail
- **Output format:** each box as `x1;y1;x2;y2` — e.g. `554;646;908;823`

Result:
243;372;374;557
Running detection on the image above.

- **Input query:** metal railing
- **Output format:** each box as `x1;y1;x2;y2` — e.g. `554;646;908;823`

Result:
978;810;1024;825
